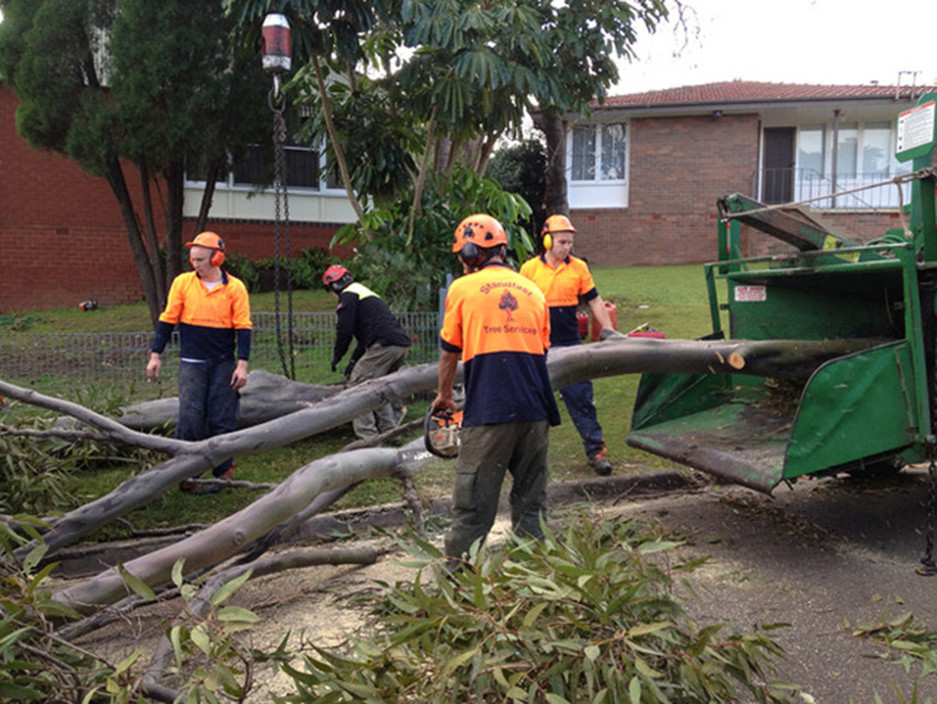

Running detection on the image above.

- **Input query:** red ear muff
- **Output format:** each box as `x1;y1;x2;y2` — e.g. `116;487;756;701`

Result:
542;233;553;251
210;249;225;267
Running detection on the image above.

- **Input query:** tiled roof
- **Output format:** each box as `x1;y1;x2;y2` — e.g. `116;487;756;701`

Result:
601;81;937;107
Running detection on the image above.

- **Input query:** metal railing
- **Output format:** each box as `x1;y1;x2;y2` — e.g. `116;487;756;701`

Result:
758;168;913;209
0;311;440;403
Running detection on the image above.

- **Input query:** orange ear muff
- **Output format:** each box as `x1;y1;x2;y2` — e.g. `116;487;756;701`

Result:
210;249;225;267
542;233;553;251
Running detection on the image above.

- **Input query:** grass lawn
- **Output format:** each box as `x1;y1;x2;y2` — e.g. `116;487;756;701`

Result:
23;264;717;535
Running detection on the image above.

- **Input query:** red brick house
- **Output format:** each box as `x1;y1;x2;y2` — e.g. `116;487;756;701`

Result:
0;84;353;313
6;81;937;312
564;81;937;267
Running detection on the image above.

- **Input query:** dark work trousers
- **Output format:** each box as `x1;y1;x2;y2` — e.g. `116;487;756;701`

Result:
444;420;550;561
559;379;604;459
348;342;409;439
176;357;239;477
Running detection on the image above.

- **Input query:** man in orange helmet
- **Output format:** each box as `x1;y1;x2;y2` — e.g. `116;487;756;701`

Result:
520;214;619;476
432;214;560;563
146;231;252;494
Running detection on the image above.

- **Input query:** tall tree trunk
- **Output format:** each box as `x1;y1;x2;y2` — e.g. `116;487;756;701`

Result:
196;158;224;234
139;162;166;305
540;110;569;216
104;157;161;328
311;50;367;229
165;161;185;285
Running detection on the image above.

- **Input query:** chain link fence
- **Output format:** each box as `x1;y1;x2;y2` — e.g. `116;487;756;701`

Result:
0;311;441;403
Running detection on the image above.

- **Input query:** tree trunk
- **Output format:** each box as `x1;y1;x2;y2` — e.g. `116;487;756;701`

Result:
114;370;341;432
540;110;569;216
104;157;162;328
164;160;186;286
3;335;883;569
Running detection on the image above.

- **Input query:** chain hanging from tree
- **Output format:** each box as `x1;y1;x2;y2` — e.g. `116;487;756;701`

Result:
262;13;295;379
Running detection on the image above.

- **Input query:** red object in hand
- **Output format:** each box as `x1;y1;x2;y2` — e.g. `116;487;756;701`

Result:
591;301;618;341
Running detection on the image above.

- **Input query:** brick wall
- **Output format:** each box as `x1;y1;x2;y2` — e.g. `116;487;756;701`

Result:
571;113;760;267
0;86;341;314
569;113;910;266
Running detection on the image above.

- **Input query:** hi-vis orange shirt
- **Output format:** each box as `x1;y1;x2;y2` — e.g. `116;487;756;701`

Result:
519;254;598;344
440;262;560;427
153;271;252;361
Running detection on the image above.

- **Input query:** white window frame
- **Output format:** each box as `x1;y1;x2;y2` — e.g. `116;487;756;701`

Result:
567;121;630;209
791;121;909;209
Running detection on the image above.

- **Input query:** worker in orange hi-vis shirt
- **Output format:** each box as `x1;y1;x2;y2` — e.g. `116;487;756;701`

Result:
520;214;622;476
432;214;561;565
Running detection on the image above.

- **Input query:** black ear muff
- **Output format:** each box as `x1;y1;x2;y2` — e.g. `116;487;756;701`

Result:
542;232;553;251
459;242;483;268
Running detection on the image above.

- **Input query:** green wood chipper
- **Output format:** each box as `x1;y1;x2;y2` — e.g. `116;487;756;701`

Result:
627;92;937;494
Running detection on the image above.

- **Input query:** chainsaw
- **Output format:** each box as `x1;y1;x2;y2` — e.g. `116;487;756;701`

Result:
424;407;463;459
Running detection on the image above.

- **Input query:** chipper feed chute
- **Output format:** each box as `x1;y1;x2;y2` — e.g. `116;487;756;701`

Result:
628;92;937;493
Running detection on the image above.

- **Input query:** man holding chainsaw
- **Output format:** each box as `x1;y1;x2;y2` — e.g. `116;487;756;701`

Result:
520;214;620;476
432;214;560;563
323;265;411;443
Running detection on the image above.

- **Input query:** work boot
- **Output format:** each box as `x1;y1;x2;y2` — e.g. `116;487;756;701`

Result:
588;447;613;476
180;464;233;495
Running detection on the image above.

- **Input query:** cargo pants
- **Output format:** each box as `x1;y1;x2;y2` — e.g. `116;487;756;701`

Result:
444;420;550;561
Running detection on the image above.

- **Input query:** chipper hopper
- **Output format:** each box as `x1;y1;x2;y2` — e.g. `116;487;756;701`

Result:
627;92;937;494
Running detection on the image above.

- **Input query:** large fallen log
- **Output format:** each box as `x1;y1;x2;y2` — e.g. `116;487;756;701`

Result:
110;336;885;432
1;336;885;579
115;369;341;431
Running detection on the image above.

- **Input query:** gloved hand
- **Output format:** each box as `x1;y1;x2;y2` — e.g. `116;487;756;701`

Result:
598;327;627;341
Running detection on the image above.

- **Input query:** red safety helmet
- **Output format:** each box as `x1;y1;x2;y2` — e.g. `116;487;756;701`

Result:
186;231;226;267
322;264;353;291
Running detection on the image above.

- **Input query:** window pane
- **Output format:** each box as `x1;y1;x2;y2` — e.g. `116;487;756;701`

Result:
232;145;272;186
600;123;626;180
862;122;891;177
571;125;595;181
285;147;319;189
836;123;858;179
797;126;824;179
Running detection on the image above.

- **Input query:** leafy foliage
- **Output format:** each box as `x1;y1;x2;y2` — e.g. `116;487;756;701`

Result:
485;138;547;238
277;516;798;703
333;164;534;310
0;391;161;516
0;528;267;703
851;604;937;700
0;525;145;702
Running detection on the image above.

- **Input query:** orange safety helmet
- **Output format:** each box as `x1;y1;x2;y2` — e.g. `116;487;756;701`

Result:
540;214;576;251
186;231;226;267
452;214;508;268
452;214;507;253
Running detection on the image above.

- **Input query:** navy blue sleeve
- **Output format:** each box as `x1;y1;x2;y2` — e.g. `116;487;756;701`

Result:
151;320;174;354
332;292;358;365
237;328;251;361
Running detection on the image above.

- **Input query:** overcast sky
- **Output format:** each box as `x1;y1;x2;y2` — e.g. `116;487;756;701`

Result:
614;0;936;95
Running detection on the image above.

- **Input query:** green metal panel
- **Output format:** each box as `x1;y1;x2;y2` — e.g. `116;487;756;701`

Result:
784;342;917;479
629;373;792;493
627;94;937;492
